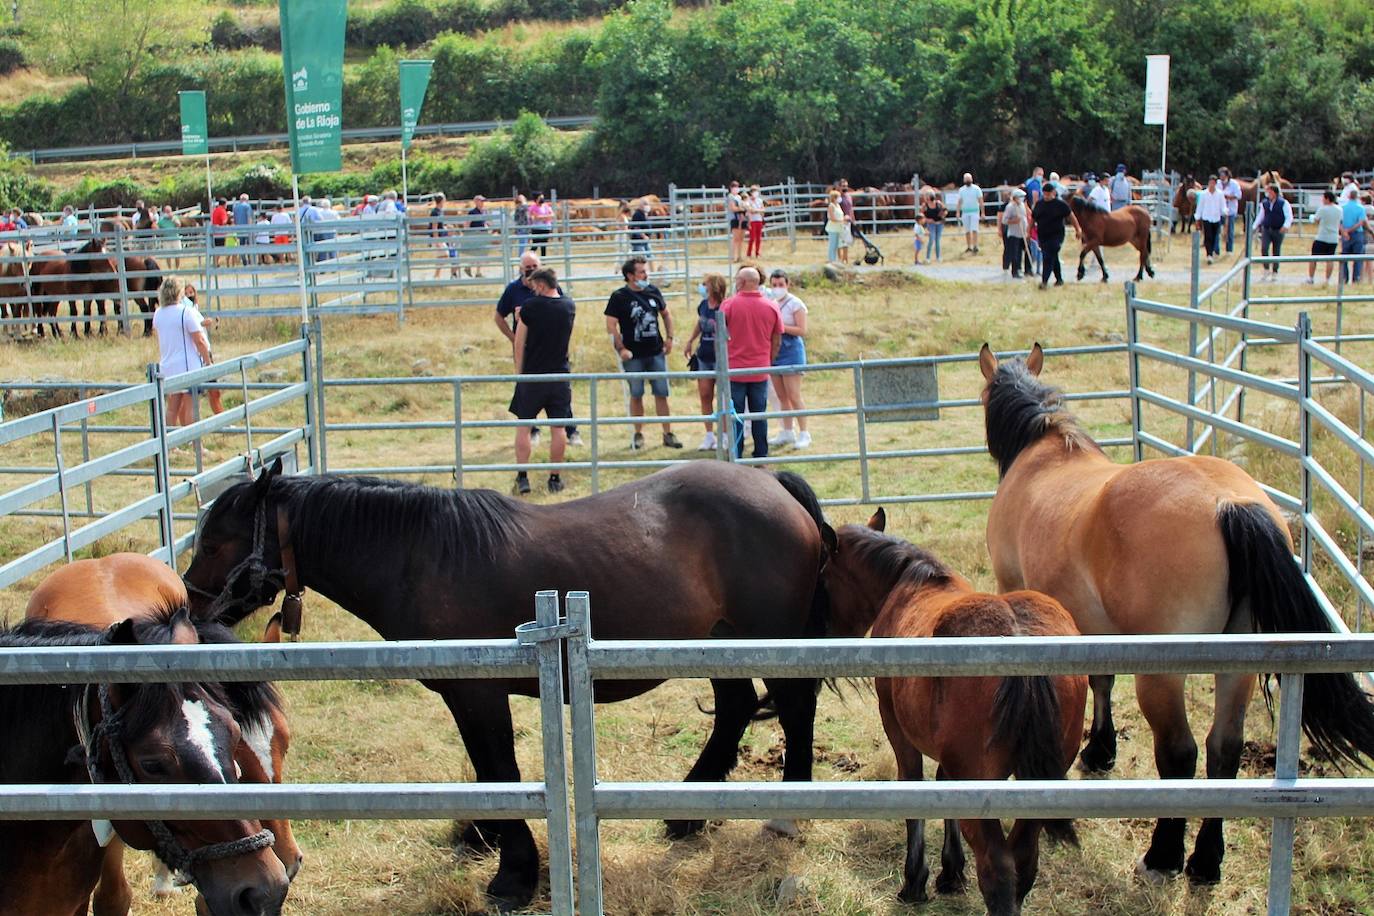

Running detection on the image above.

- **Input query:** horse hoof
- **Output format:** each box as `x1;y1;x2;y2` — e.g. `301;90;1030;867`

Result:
1184;856;1222;885
935;870;967;895
454;821;499;857
1077;745;1115;774
485;873;536;913
1135;855;1181;885
665;818;707;840
761;818;800;839
898;882;930;903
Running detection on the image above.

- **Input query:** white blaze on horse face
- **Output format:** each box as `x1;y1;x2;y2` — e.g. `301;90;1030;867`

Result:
242;715;276;782
181;699;226;783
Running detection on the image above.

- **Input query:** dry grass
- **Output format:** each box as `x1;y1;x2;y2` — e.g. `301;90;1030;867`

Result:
2;241;1373;915
0;68;85;106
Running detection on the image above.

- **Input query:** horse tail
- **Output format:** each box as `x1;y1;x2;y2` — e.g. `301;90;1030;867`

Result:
1218;501;1374;769
992;673;1078;845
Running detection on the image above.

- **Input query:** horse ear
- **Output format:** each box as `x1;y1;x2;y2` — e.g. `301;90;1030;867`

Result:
978;343;998;381
263;612;284;645
253;456;283;499
106;618;137;646
868;507;887;531
1026;343;1044;377
168;607;198;646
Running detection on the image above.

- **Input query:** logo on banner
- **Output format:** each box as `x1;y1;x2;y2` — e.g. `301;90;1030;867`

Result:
404;107;415;120
293;67;309;93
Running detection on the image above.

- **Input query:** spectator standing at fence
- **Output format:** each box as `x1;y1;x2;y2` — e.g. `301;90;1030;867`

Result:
1219;167;1242;253
156;206;182;268
60;205;78;233
1029;182;1080;288
605;255;681;450
746;185;765;258
377;190;400;216
1109;164;1133;211
767;268;811;449
513;194;530;254
825;190;846;264
508;267;575;496
1340;188;1370;284
1085;172;1112;212
838;180;857;262
921;191;946;262
315;198;339;261
209;198;229;264
613;204;631;269
153;275;212;428
721;266;782;458
429;193;456;279
1307;189;1343;286
684;272;726;451
727;181;746;261
1195;175;1226;264
270;205;293;263
1251;183;1292;282
1000;189;1029;279
497;250;581;448
630;199;656;272
464;195;489;278
232;194;253;265
956;173;982;254
911;217;927;265
530;193;554;257
1025;166;1045;206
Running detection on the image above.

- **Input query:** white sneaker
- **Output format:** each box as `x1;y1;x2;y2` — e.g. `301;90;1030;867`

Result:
697;431;716;451
794;431;812;449
1305;276;1314;285
769;429;796;447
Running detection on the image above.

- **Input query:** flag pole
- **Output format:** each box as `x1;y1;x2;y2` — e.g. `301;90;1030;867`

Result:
291;173;309;325
401;143;409;209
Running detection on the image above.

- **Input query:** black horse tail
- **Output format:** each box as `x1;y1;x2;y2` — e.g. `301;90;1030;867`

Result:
992;673;1078;845
1219;501;1374;769
772;470;835;639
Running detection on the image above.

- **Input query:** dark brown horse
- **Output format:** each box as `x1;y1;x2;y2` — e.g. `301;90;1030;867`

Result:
118;253;163;337
0;608;291;916
1171;175;1201;233
1067;195;1154;282
825;509;1085;915
0;238;31;336
183;459;836;911
978;343;1374;886
29;238;121;339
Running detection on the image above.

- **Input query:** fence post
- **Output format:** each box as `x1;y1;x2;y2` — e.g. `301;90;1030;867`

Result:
398;217;410;325
1186;230;1201;451
51;413;73;562
715;311;732;461
149;364;177;564
589;380;600;493
565;591;603;915
561;201;574;296
853;364;871;502
1242;202;1253;303
452;381;463;487
1297;312;1313;576
300;323;318;474
786;177;797;253
313;316;328;474
78;383;93;517
1124;283;1143;463
113;228;130;337
527;590;576;916
1266;671;1305;916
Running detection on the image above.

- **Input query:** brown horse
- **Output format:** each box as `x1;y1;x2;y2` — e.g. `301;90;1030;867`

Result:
824;509;1085;915
26;552;303;889
1067;195;1154;282
0;238;31;336
978;343;1374;885
117;253;163;337
28;238;121;339
0;608;291;916
183;459;835;911
1171;175;1201;233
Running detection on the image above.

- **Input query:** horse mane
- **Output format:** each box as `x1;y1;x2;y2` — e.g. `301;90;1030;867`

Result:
984;359;1104;478
839;525;952;593
262;474;529;572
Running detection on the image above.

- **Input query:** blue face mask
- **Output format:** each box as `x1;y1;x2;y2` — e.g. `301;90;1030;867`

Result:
634;279;650;290
696;283;707;297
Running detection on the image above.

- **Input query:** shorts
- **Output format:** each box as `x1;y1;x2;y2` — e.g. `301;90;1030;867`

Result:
695;354;716;372
631;240;651;256
510;380;573;421
961;212;980;233
774;336;806;368
1312;240;1338;256
622;353;669;398
212;236;226;248
728;216;741;229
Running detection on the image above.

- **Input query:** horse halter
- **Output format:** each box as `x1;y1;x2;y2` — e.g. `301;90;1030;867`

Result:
72;683;275;885
184;500;305;638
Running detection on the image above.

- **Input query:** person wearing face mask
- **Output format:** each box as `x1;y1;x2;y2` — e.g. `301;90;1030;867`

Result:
605;255;681;450
497;250;581;446
683;272;727;451
766;269;811;449
721;266;783;459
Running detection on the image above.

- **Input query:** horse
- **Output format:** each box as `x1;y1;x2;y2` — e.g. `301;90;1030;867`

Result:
977;343;1374;885
0;238;31;337
1171;175;1200;234
1066;194;1154;282
182;458;836;911
25;552;303;890
28;237;121;339
117;253;163;337
0;608;291;916
823;509;1085;915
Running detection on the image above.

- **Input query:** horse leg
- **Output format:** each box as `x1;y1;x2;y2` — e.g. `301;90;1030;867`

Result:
934;765;968;894
91;839;132;916
141;296;154;338
1079;674;1117;772
438;682;539;911
96;299;108;336
879;698;929;902
82;299;93;338
1135;674;1197;882
960;818;1018;916
1185;672;1255;884
1076;247;1088;282
1095;247;1109;283
1008;819;1044;906
756;675;818;839
665;677;759;839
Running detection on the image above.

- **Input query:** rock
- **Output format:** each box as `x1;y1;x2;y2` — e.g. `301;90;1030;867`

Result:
776;874;807;907
411;358;433;377
821;263;843;281
762;818;801;839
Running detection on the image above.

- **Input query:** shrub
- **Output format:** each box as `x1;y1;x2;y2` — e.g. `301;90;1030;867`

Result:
209;11;251;51
0;37;25;76
0;171;53;211
55;177;151;210
347;0;438;49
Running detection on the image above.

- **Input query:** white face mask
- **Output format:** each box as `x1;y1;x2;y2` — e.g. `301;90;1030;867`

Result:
766;287;786;300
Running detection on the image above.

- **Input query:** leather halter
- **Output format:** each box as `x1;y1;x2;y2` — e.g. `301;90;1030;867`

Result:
73;684;275;885
184;500;305;639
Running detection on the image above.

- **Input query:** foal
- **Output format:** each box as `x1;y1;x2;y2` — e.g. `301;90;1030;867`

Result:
825;510;1086;915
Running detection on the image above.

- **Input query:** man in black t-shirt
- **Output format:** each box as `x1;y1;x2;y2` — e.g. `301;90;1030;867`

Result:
511;267;576;495
1029;183;1082;289
496;251;580;447
604;255;682;450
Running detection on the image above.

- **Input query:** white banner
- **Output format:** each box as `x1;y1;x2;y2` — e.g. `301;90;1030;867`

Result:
1144;54;1170;125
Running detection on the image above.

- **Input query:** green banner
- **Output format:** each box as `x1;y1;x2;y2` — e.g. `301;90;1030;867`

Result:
399;59;434;152
179;90;208;156
279;0;348;174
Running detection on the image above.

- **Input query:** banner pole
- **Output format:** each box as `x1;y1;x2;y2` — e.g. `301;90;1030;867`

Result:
401;144;409;208
205;154;213;213
292;173;309;325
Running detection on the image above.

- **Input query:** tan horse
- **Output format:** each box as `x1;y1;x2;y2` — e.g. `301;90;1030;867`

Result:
1067;195;1154;282
1171;175;1201;233
978;343;1374;885
825;509;1085;915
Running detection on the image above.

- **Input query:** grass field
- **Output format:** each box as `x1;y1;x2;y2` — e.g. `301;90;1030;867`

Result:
2;235;1373;915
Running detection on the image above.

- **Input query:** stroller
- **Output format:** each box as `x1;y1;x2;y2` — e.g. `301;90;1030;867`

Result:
851;226;884;265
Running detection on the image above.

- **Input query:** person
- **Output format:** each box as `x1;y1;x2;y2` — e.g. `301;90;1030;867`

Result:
921;191;946;262
1340;187;1369;284
183;283;223;416
209;197;229;264
1307;189;1343;286
270;204;293;261
767;269;810;449
1026;215;1042;277
825;190;846;263
529;194;554;256
604;255;681;450
253;211;273;264
956;172;982;253
911;217;927;265
1028;182;1081;289
361;195;379;217
315;198;339;261
1195;175;1227;264
629;198;654;272
497;250;581;447
1025;166;1045;207
613;203;631;269
59;205;79;233
1000;189;1029;279
746;185;765;258
721;266;782;458
232;193;253;265
727;181;745;261
465;195;488;278
1219;167;1242;253
429;193;457;279
156;205;182;267
683;272;727;451
513;193;530;254
1251;183;1292;281
837;180;856;263
1109;164;1132;211
510;267;576;496
152;275;212;428
377;190;400;216
1087;172;1112;212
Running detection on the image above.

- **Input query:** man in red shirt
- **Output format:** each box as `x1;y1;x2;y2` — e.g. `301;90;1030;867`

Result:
721;265;782;458
209;197;230;265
